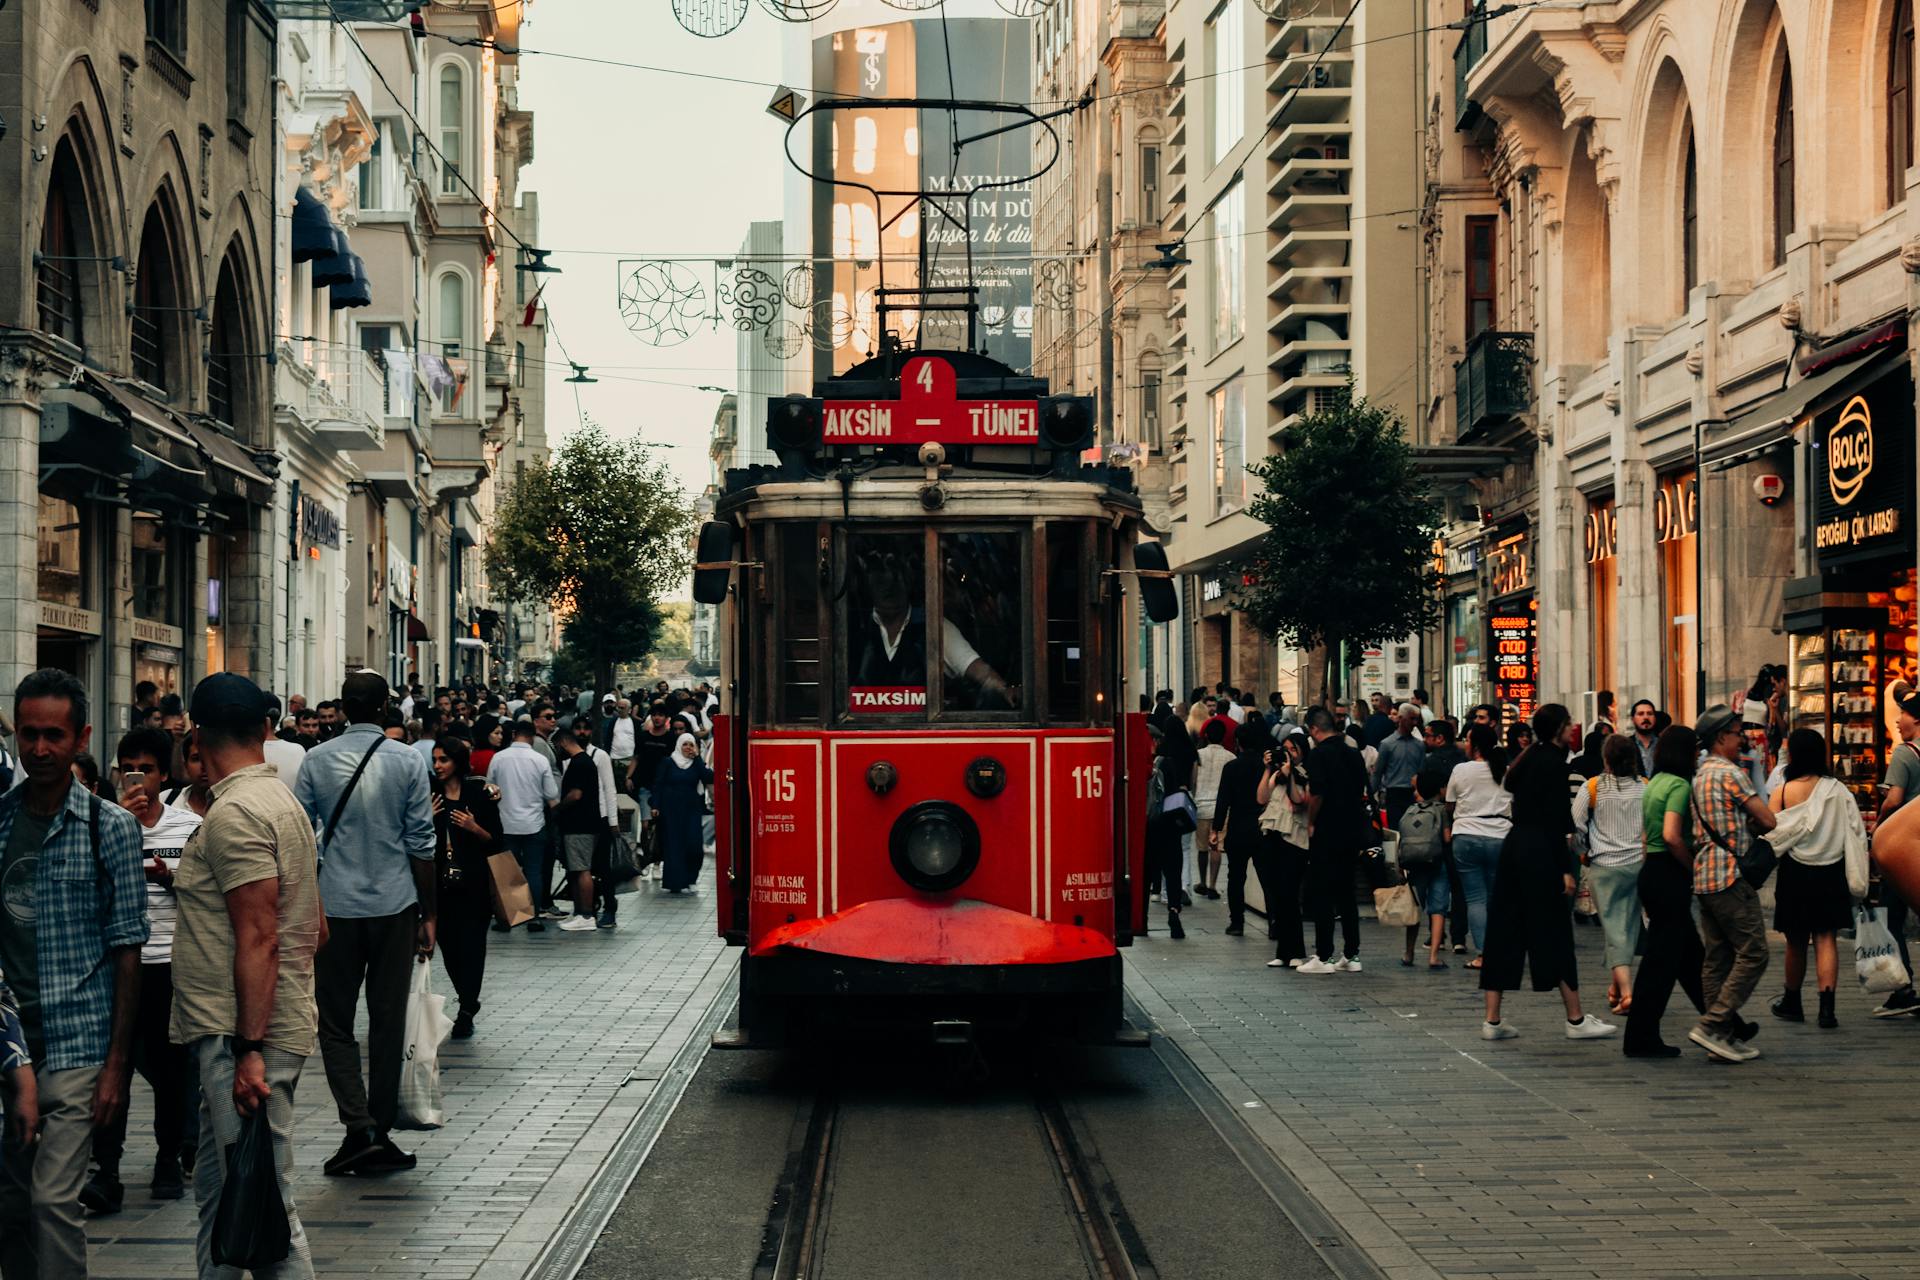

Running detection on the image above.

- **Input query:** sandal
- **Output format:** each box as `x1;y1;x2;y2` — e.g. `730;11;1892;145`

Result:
1464;957;1484;970
1428;960;1449;970
1400;956;1415;967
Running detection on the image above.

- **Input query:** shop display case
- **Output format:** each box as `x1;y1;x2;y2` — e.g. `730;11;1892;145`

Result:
1789;574;1919;811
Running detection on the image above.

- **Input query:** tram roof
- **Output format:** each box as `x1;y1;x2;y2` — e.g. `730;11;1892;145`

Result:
714;464;1145;523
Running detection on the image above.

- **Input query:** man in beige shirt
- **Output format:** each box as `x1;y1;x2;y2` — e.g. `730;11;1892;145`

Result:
170;674;321;1280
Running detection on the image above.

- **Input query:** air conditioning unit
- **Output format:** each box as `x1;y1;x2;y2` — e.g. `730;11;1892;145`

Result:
1309;65;1334;88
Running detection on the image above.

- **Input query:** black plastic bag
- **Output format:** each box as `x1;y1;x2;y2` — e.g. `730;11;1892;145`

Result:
212;1106;291;1269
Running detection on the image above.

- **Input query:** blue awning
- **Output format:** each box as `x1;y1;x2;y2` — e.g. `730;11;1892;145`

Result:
329;255;372;310
309;227;355;289
291;188;337;264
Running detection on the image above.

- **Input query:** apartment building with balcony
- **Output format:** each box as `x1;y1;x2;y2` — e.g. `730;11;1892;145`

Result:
1159;0;1418;700
1426;0;1920;726
1;0;279;742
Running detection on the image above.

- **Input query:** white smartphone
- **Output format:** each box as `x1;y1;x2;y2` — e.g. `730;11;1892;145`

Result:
121;770;147;793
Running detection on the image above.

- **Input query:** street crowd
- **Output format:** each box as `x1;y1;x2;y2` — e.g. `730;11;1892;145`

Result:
0;666;723;1279
1144;673;1920;1060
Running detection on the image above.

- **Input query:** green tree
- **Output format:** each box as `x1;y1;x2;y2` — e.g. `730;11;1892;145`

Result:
486;422;694;693
1230;384;1443;702
650;602;692;662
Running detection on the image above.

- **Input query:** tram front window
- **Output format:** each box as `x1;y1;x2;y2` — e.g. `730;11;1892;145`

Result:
846;530;1019;715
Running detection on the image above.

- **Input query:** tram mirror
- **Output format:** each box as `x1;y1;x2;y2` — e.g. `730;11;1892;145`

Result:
1133;541;1179;624
692;521;734;605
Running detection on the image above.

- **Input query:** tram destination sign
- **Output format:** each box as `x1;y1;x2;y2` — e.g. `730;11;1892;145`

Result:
823;356;1037;446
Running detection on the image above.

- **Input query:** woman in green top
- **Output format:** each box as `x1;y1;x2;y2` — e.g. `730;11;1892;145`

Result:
1624;726;1709;1057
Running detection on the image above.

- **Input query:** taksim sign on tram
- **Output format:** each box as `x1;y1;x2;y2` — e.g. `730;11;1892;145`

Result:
822;355;1038;445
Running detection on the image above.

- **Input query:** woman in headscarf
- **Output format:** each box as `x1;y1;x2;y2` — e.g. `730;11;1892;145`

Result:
650;733;715;893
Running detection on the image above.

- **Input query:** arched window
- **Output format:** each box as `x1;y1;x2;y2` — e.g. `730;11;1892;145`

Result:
1771;58;1795;267
438;63;464;196
132;204;178;392
1892;0;1914;207
1681;126;1699;300
436;271;465;414
36;146;84;343
208;255;247;430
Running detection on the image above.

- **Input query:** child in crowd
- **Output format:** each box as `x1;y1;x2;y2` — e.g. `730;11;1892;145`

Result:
1;970;36;1150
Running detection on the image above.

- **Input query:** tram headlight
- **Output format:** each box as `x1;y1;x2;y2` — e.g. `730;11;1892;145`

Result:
889;801;981;894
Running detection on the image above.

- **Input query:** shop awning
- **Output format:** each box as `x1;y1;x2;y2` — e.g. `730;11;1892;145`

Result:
310;228;356;289
292;188;338;264
1411;442;1518;484
329;255;372;310
406;613;430;642
453;636;487;650
1702;346;1907;470
183;418;276;506
39;385;136;478
87;375;215;506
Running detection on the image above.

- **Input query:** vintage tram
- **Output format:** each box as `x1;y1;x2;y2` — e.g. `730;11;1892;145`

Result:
693;349;1179;1046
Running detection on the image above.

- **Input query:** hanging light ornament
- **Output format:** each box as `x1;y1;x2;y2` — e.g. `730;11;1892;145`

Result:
618;261;707;348
672;0;750;37
756;0;839;22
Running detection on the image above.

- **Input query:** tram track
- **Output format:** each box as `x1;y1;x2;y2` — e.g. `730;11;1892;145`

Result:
754;1077;1158;1280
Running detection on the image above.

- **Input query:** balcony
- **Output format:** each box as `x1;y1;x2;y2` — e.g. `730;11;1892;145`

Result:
1453;330;1533;442
276;344;385;450
1454;2;1488;130
1265;5;1351;60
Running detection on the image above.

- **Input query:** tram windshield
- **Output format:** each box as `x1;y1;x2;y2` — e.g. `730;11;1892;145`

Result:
847;530;1022;714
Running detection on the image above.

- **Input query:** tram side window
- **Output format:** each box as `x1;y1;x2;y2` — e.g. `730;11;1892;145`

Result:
939;533;1021;713
779;524;822;722
1045;522;1086;720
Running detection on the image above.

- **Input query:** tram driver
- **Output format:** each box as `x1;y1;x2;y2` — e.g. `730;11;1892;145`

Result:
851;541;1014;710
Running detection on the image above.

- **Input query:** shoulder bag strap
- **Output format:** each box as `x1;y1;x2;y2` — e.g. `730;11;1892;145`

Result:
321;736;386;855
1690;786;1733;853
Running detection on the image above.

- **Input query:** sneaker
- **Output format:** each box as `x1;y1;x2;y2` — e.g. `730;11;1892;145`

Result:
1480;1020;1519;1041
490;921;512;933
526;919;546;933
150;1156;185;1201
1224;923;1245;937
1265;958;1290;968
1297;957;1336;974
359;1132;417;1175
1769;990;1805;1022
1288;958;1306;969
1871;986;1920;1018
324;1128;383;1177
597;910;617;930
558;913;598;932
451;1013;476;1040
1334;956;1363;972
1565;1014;1618;1040
79;1169;124;1216
1688;1025;1759;1062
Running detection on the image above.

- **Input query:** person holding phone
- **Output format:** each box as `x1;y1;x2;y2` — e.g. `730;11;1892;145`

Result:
76;727;203;1213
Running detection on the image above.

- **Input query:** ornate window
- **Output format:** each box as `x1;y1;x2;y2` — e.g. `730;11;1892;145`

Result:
1465;216;1496;336
1681;126;1699;300
438;64;464;196
1892;0;1914;208
36;154;82;343
1771;60;1795;267
436;271;465;415
208;258;246;429
131;206;176;392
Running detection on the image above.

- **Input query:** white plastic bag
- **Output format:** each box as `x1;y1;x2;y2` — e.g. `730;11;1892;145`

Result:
1854;904;1910;995
393;960;452;1131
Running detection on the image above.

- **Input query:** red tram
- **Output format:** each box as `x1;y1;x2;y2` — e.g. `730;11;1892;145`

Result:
693;350;1179;1046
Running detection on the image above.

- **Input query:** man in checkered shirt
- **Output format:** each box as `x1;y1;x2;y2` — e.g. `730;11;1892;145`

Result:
1689;704;1779;1063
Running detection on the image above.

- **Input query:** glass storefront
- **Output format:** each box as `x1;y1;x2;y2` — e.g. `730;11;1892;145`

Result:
1447;593;1482;714
205;532;233;675
130;510;184;697
35;491;99;691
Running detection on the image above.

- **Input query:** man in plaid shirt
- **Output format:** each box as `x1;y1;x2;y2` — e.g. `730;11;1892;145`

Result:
0;670;147;1279
1689;704;1778;1064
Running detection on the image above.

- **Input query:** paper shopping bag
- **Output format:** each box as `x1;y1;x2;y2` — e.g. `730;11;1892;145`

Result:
487;851;535;928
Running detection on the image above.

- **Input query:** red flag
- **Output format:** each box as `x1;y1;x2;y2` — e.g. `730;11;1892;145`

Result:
522;283;545;327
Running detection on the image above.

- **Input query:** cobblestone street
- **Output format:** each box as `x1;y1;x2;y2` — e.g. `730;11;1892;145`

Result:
1127;899;1920;1280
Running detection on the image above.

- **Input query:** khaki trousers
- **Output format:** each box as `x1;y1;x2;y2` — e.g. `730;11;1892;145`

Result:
0;1064;100;1280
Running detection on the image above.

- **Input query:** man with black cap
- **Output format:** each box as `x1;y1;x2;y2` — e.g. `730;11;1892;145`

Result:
293;671;435;1176
1688;703;1779;1063
170;672;321;1276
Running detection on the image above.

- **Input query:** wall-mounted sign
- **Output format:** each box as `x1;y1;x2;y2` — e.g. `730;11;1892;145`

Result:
1488;606;1538;724
1444;540;1481;577
38;603;101;636
822;357;1037;445
1815;369;1913;568
131;618;184;648
1202;577;1224;603
1487;525;1531;598
387;544;413;608
1653;472;1697;544
301;496;342;551
1584;502;1617;563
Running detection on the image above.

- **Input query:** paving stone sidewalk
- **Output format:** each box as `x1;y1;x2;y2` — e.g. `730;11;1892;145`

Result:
1127;896;1920;1280
86;873;734;1280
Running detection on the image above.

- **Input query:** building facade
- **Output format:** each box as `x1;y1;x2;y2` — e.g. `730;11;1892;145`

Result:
1427;0;1920;748
2;0;279;744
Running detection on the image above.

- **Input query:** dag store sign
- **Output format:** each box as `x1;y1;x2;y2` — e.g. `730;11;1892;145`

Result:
1814;369;1912;569
823;356;1038;446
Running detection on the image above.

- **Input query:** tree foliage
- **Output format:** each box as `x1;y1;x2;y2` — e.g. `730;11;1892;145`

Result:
650;602;692;662
485;422;694;690
1229;385;1443;696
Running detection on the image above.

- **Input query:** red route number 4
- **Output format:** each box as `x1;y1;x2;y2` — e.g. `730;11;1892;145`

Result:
822;355;1038;446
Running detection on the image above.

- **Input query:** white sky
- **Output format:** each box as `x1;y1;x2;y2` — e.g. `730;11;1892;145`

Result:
517;4;787;501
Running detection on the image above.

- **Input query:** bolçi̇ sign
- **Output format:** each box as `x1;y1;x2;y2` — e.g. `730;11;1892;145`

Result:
1814;368;1912;568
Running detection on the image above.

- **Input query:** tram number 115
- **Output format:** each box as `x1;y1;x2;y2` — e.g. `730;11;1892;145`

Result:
763;769;797;803
1071;765;1104;799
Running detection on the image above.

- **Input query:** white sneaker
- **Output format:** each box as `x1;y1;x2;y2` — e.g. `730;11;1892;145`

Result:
1297;957;1336;974
1564;1014;1618;1040
1288;958;1306;969
1265;958;1289;968
558;914;598;932
1688;1025;1759;1062
1480;1020;1519;1040
1335;956;1363;972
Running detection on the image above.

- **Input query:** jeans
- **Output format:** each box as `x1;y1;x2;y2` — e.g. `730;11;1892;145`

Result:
315;908;417;1134
1698;881;1770;1032
1225;842;1255;927
503;830;548;912
188;1038;314;1280
0;1065;97;1280
92;962;199;1178
1308;845;1360;961
1452;833;1504;952
1404;857;1452;918
1586;860;1644;972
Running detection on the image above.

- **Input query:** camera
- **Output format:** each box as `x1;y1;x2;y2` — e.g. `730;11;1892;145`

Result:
917;441;946;467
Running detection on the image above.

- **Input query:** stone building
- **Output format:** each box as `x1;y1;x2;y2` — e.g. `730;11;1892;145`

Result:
1;0;279;742
1427;0;1920;747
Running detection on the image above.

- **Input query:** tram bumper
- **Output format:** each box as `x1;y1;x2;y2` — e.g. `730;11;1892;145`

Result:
720;899;1136;1047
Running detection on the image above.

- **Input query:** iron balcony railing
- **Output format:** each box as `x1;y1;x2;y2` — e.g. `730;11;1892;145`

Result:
1453;329;1533;442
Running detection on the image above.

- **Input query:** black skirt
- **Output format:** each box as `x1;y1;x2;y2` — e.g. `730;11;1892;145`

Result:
1774;855;1853;936
1478;825;1579;994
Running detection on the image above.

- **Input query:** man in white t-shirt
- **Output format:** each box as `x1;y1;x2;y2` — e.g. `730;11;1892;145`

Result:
80;727;204;1212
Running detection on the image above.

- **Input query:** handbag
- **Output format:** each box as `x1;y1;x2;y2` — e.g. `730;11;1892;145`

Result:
1692;790;1777;888
1373;883;1422;928
210;1105;292;1269
608;832;644;895
1160;789;1197;835
1854;904;1911;993
393;961;451;1131
485;852;535;928
1572;866;1599;917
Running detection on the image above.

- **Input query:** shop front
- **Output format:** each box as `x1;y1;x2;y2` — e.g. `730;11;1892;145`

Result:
1484;521;1536;725
1584;495;1618;702
1441;532;1482;717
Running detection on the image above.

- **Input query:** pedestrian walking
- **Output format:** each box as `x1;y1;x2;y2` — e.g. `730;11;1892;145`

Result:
1144;742;1193;939
1191;721;1232;900
1372;704;1425;828
1765;728;1866;1030
1300;707;1369;973
1257;731;1310;968
1477;705;1615;1042
1;972;33;1155
293;671;435;1175
650;734;714;893
171;672;322;1280
430;737;503;1036
569;718;621;929
1156;719;1199;910
1571;734;1646;1015
1209;720;1273;938
1446;723;1512;965
487;720;559;925
81;728;203;1212
1625;725;1708;1057
1396;771;1451;969
0;670;146;1280
552;733;604;931
468;715;504;777
1686;704;1778;1062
